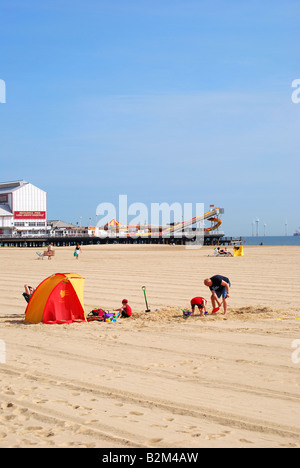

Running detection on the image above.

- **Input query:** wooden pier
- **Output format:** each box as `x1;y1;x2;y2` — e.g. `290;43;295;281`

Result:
0;233;242;248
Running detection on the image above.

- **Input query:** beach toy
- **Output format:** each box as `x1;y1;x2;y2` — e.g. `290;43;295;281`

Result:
104;312;120;323
181;309;192;319
142;286;151;313
211;307;220;314
104;312;114;322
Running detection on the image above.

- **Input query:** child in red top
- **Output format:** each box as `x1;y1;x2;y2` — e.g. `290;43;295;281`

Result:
190;297;207;316
119;299;132;318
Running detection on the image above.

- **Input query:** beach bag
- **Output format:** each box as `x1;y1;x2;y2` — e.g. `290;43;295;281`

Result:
87;309;120;323
86;308;106;322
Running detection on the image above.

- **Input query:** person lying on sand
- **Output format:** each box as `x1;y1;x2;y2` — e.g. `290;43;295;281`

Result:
216;247;233;256
204;275;231;315
222;248;233;257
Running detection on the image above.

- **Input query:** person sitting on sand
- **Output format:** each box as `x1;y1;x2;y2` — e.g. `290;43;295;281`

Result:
23;284;35;303
223;248;233;257
190;297;207;316
117;299;132;318
204;275;231;315
43;242;54;260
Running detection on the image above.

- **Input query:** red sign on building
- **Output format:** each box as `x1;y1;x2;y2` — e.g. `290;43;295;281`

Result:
14;211;46;220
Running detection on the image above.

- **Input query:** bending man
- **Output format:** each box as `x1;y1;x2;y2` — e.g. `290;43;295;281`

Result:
204;275;231;315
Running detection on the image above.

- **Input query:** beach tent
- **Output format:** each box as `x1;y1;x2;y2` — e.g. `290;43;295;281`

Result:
24;273;87;324
233;246;244;257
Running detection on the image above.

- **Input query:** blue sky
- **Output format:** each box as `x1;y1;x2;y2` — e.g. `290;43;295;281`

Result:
0;0;299;235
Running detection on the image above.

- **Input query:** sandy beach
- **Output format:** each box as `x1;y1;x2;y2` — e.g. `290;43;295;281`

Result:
0;244;299;448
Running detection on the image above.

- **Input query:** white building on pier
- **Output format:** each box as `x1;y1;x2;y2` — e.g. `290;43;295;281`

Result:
0;180;48;237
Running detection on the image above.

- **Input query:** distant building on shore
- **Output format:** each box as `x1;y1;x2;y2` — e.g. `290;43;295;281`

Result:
48;220;76;230
48;220;89;237
0;180;48;237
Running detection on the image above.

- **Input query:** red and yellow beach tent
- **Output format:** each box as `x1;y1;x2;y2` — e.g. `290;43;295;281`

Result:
24;273;87;324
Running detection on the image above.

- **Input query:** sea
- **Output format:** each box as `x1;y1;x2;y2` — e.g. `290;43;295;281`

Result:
237;236;300;246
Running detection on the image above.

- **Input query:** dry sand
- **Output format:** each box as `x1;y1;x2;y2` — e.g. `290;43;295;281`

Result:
0;244;299;448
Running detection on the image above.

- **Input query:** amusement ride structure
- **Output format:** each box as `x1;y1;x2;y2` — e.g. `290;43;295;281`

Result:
0;206;231;247
100;206;224;239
